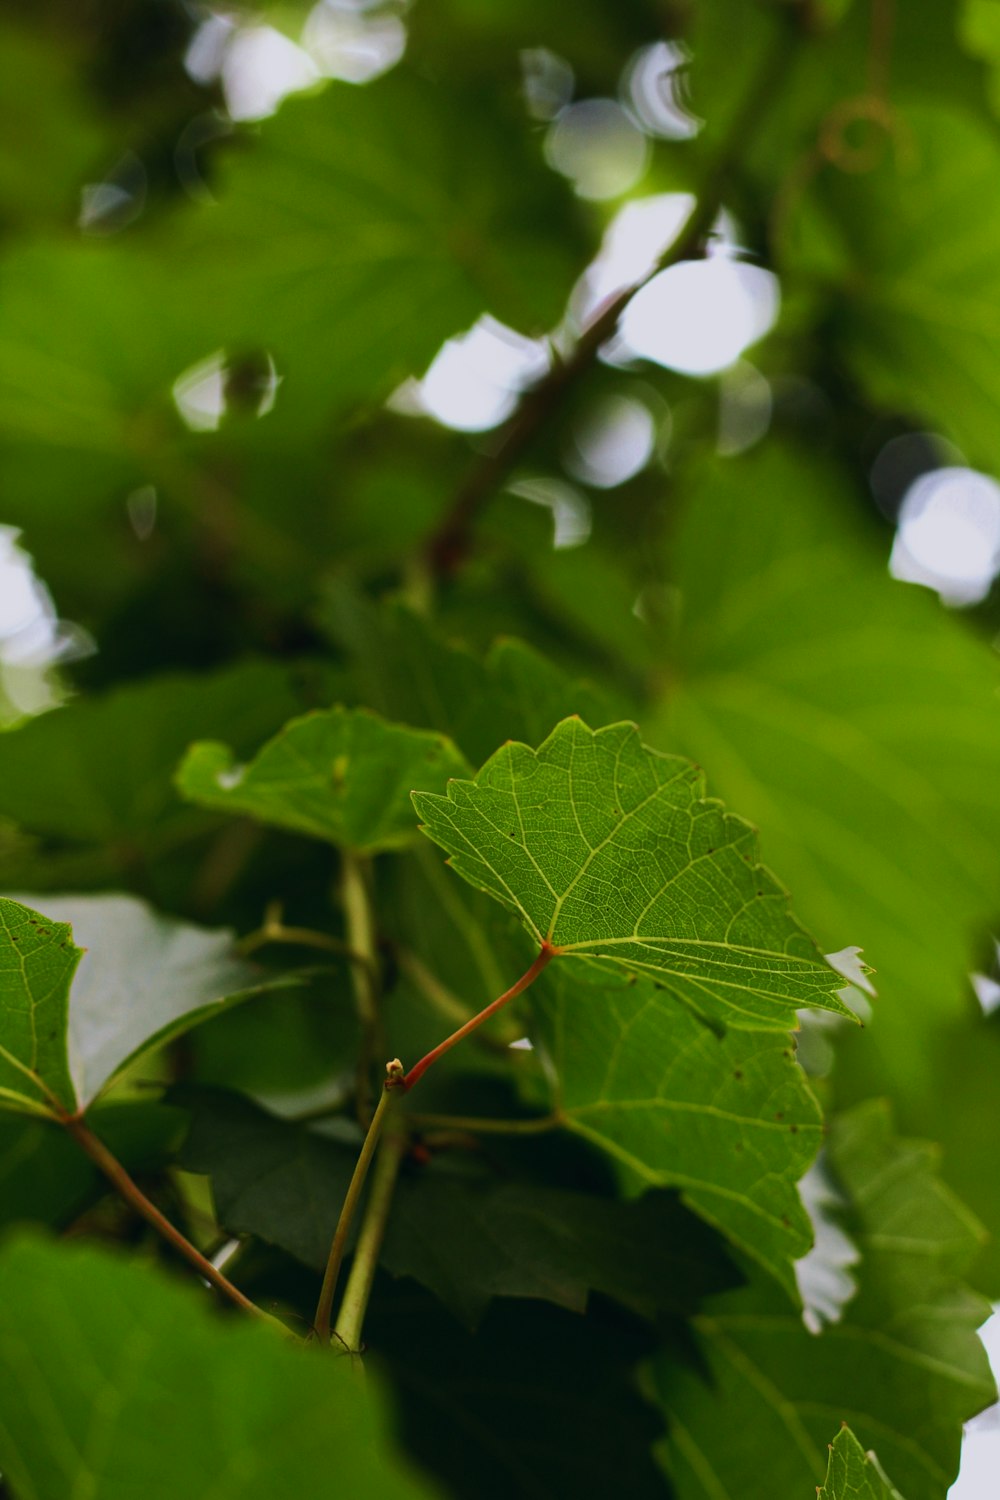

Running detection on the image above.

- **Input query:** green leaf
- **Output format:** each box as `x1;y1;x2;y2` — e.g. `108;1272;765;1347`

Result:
177;1085;739;1328
0;898;80;1114
0;660;331;860
320;588;622;769
413;717;853;1030
163;70;585;431
0;895;272;1114
178;706;469;853
531;959;825;1296
178;1085;358;1273
655;1102;995;1500
0;1103;185;1233
816;105;1000;472
0;1232;438;1500
656;444;1000;1271
382;1174;739;1330
0;23;109;230
819;1427;905;1500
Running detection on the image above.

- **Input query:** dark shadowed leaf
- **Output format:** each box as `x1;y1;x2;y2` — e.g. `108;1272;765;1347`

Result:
367;1283;667;1500
177;1085;739;1328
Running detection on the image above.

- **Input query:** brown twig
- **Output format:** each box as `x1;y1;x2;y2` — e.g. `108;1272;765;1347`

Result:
63;1113;276;1323
421;13;801;580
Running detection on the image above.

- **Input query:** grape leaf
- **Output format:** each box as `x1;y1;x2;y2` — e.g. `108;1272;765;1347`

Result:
656;444;1000;1278
815;105;1000;476
177;1085;739;1329
530;959;825;1295
162;69;585;434
320;587;623;769
178;706;468;854
0;1232;437;1500
0;894;275;1115
819;1427;905;1500
413;717;854;1030
654;1102;995;1500
0;898;79;1115
0;660;333;876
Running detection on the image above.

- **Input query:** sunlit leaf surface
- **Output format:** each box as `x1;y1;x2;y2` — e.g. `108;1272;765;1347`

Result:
818;1426;905;1500
414;717;852;1029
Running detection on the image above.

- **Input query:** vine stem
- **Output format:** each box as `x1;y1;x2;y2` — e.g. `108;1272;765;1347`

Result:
313;1063;404;1344
402;943;556;1092
237;900;373;975
340;852;383;1124
332;1123;408;1355
421;10;803;579
64;1114;279;1326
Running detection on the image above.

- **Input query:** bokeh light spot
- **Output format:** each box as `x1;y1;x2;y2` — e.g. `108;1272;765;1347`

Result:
566;394;655;488
545;99;649;201
415;318;549;433
890;466;1000;605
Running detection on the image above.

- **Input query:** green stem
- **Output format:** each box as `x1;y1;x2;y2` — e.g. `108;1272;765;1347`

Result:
402;944;555;1091
313;1064;403;1343
341;852;383;1124
64;1114;283;1329
332;1124;407;1355
237;900;372;973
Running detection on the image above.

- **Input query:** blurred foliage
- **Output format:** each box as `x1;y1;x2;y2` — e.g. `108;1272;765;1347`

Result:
1;1;999;1497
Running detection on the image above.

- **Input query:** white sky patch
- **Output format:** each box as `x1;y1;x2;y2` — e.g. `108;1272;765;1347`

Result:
971;972;1000;1017
172;350;280;432
509;477;592;550
303;2;406;85
890;466;1000;606
623;41;701;140
825;946;876;998
545;98;649;201
416;317;550;433
566;393;655;488
0;529;92;721
221;25;320;122
572;195;778;376
794;1159;860;1334
950;1308;1000;1500
620;256;779;376
508;1037;534;1052
577;193;695;317
173;350;228;432
184;13;236;85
